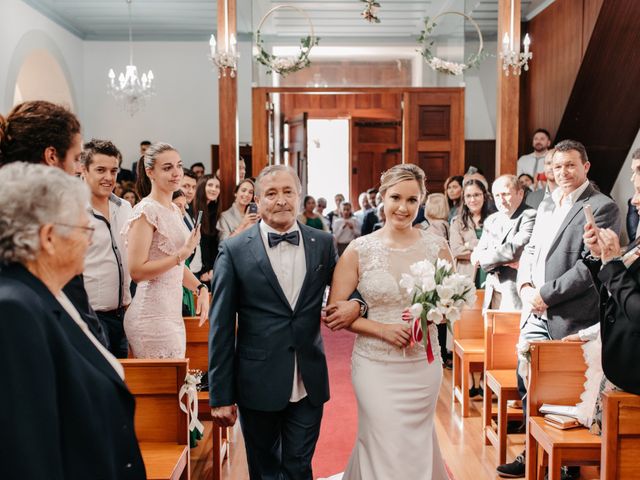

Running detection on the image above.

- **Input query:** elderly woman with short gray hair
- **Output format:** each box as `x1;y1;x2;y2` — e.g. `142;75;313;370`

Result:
0;163;144;480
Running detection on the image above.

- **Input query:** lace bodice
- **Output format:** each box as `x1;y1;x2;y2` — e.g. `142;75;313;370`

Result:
352;231;447;361
122;198;189;358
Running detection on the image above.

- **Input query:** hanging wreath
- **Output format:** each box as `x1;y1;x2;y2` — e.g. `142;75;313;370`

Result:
361;0;381;23
254;5;319;76
418;12;485;76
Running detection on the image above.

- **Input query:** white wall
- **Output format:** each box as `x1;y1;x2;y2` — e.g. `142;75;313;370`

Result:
0;0;84;115
463;40;497;139
82;39;253;171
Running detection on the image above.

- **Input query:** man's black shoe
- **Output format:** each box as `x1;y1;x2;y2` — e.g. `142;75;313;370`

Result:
497;455;525;478
506;420;526;434
469;386;481;398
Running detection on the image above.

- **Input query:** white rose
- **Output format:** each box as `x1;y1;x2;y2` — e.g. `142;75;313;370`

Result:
436;285;454;301
422;274;436;292
436;258;452;273
426;308;443;323
409;303;423;318
447;308;461;323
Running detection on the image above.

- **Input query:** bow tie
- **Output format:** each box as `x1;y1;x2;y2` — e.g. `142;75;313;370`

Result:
268;231;300;248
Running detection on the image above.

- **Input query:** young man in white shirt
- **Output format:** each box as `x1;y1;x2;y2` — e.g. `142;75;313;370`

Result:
516;128;552;181
81;139;133;358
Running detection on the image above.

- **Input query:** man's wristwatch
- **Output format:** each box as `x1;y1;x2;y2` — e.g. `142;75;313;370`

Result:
354;299;367;317
195;283;209;294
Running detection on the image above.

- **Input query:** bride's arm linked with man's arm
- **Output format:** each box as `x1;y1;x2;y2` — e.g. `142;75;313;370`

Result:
324;242;412;348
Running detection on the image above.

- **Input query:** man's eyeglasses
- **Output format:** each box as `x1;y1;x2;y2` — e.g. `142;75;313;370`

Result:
54;223;95;240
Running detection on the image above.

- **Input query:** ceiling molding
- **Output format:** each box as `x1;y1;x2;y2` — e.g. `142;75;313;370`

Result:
22;0;86;39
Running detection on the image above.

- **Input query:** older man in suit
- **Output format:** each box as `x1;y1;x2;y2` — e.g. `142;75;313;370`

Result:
208;165;363;480
471;174;536;311
497;139;621;478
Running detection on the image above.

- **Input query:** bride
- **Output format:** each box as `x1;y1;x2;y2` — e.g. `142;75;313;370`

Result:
325;164;451;480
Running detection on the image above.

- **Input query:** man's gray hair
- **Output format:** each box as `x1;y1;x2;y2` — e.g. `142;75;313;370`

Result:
493;174;521;191
255;164;302;196
0;162;89;265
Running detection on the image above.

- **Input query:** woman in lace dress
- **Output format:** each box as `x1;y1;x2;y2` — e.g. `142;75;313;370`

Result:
124;143;209;358
327;164;452;479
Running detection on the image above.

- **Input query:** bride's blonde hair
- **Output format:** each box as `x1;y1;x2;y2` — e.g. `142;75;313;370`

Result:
379;164;427;200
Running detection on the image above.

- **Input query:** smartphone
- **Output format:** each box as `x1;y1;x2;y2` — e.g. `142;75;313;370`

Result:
194;210;203;229
583;204;596;226
248;202;258;214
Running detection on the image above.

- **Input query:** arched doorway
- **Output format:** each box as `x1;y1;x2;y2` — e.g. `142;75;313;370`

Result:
13;49;75;110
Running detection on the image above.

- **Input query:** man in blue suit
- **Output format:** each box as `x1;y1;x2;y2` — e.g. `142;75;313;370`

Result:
208;165;362;479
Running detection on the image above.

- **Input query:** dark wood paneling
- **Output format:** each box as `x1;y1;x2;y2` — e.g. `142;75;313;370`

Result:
522;0;604;153
419;106;451;140
403;90;465;187
417;152;450;194
465;140;496;185
555;0;640;193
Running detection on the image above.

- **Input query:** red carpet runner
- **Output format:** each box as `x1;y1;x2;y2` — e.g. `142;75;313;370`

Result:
312;328;357;478
313;328;455;479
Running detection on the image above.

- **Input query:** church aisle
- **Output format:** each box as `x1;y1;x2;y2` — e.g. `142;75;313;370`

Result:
192;332;598;480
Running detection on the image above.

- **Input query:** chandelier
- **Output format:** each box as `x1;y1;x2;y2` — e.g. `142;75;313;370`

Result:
499;0;532;76
208;0;239;78
107;0;155;116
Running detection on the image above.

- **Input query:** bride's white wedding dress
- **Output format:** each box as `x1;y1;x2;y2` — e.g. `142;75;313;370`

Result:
327;231;449;480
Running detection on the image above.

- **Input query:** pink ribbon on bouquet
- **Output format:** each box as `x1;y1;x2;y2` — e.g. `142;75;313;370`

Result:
401;308;435;364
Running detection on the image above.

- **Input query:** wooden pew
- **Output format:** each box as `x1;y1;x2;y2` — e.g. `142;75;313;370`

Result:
184;316;230;480
120;359;190;480
525;341;600;480
601;390;640;479
452;289;485;417
482;309;522;464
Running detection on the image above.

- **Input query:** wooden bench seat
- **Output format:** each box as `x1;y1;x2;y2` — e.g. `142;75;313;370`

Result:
482;310;522;464
452;290;485;418
120;359;190;480
140;442;189;480
526;341;600;480
601;391;640;479
184;316;230;480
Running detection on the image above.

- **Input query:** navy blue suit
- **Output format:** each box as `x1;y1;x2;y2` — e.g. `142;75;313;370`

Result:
0;264;145;480
208;222;337;479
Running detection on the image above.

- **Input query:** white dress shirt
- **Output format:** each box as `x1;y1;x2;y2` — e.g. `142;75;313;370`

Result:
84;195;132;312
528;180;590;318
259;220;308;402
56;292;125;380
332;217;361;244
517;152;547;179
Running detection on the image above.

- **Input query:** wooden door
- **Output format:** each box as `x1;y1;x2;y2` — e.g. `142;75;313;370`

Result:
350;117;402;206
403;89;465;194
284;113;308;196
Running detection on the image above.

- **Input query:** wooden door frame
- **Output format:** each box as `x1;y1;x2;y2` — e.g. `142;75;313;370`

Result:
252;87;465;178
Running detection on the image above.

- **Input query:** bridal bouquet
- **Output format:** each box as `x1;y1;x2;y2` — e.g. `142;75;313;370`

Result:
400;259;477;363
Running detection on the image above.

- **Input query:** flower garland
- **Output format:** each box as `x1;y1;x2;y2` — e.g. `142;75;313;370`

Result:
254;5;319;76
361;0;381;23
418;12;486;76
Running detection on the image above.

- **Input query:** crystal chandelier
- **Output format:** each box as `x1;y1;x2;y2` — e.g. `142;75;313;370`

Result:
499;0;532;76
107;0;155;116
208;0;239;78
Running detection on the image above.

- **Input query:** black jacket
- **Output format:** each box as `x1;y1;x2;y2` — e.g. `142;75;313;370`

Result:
0;264;145;479
585;257;640;394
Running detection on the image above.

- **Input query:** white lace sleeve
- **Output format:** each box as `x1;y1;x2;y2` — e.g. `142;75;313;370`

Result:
121;200;181;256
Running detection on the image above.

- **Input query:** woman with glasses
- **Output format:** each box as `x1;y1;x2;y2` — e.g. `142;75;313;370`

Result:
450;179;491;288
0;163;145;479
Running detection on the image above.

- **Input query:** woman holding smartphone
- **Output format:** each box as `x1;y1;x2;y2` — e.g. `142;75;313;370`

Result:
217;178;258;241
124;143;209;359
